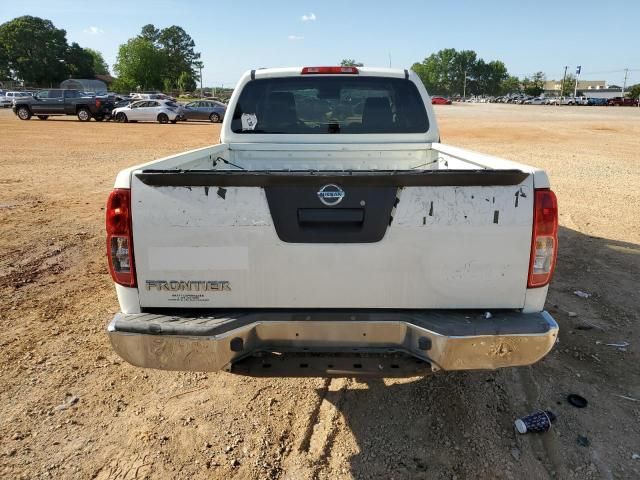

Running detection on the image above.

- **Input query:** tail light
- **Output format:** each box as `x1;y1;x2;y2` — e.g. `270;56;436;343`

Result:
528;189;558;288
96;99;101;108
301;66;359;75
106;189;136;287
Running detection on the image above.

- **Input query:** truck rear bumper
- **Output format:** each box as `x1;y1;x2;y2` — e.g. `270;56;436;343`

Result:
107;310;558;376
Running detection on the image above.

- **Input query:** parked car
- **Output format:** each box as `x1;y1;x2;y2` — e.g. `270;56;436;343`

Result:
112;99;181;124
113;99;135;110
587;97;608;106
106;66;559;377
431;96;451;105
0;93;11;108
181;100;227;122
130;92;176;102
12;89;114;121
524;97;546;105
1;91;31;107
607;96;638;106
548;96;580;106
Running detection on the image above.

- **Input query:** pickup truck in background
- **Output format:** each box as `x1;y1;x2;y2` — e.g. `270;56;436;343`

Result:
106;66;559;377
13;89;114;121
548;95;588;105
607;96;639;106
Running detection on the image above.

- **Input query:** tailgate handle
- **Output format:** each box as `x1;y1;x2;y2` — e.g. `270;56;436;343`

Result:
297;208;364;225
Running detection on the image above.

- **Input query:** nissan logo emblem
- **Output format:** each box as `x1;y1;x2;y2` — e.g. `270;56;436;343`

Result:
317;184;345;206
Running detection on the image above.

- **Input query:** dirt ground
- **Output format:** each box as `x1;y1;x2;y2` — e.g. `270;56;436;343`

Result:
0;104;638;480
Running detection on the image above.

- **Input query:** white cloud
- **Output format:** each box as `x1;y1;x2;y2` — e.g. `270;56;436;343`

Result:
84;26;104;35
288;35;304;41
301;13;316;22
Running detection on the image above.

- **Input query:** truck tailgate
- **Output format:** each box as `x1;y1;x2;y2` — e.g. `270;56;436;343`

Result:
131;170;534;309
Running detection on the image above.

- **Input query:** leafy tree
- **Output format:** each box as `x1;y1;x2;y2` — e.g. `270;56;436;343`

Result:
627;84;640;100
412;48;508;96
85;48;109;75
0;16;68;85
0;42;9;79
177;71;196;93
451;49;477;95
522;71;545;96
114;37;165;90
484;61;509;95
159;26;200;82
163;77;174;93
140;24;160;43
560;74;576;96
340;59;364;67
500;75;521;94
138;24;200;84
412;48;458;95
110;77;136;93
65;42;95;78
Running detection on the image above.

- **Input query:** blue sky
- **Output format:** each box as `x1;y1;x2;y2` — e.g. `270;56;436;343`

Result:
1;0;638;87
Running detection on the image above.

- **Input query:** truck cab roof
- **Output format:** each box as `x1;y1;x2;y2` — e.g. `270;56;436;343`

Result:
246;66;411;80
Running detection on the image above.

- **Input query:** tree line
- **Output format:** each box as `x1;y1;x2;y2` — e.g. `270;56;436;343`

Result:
343;51;549;97
112;24;201;93
0;16;201;94
411;48;546;97
0;16;108;86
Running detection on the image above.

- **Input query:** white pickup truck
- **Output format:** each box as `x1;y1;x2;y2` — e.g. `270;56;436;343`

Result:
106;66;559;377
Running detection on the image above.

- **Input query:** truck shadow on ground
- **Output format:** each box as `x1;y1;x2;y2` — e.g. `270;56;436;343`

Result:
315;370;532;479
551;226;639;313
314;226;639;480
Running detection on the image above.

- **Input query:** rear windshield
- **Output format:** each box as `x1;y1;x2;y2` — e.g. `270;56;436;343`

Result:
231;76;429;134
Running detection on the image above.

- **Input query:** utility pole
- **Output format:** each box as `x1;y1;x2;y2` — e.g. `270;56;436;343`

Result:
463;69;467;100
388;52;392;68
574;65;581;98
192;61;205;98
622;68;629;96
194;61;204;98
559;65;568;104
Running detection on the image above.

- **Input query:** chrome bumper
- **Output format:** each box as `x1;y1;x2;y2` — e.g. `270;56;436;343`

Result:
107;310;558;376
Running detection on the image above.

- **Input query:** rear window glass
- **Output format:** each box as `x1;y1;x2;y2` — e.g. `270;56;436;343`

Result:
231;76;428;134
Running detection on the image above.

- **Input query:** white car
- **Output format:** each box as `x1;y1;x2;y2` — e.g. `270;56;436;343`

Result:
1;91;30;108
112;99;180;124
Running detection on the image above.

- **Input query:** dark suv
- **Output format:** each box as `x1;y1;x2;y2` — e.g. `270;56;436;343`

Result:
12;89;114;121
